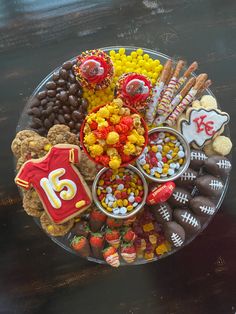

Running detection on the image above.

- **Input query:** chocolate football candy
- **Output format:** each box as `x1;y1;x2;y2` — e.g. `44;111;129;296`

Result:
173;209;201;234
164;221;185;248
151;202;173;224
168;187;192;208
204;155;232;178
190;149;207;170
195;175;224;197
190;196;216;216
176;168;198;189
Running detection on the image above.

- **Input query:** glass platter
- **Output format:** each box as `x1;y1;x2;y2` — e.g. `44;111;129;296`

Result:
16;46;231;265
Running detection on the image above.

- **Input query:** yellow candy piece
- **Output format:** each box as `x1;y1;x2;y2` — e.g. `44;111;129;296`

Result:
97;107;110;118
107;207;113;212
97;189;101;196
154;172;161;178
123;199;128;206
127;205;133;212
106;131;120;145
102;201;107;208
156;241;171;255
179;158;184;165
98;179;104;186
47;225;54;232
117;199;123;207
119;47;125;55
113;201;117;208
170;135;176;141
163;145;170;153
107;147;118;157
143;222;154;232
110;114;121;124
151;146;158;153
135;189;139;196
143;164;150;171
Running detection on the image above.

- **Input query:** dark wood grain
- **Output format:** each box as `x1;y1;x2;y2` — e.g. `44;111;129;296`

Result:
0;0;236;313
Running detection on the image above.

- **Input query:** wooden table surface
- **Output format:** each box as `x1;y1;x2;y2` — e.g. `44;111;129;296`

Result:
0;0;236;313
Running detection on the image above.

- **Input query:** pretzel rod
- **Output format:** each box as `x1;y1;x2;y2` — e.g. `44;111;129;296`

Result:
174;61;198;93
153;77;196;126
165;73;208;126
145;59;172;124
157;60;185;115
195;79;212;99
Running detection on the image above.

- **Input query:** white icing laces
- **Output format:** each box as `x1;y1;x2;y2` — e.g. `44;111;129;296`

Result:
171;233;184;247
181;212;199;227
216;159;231;169
157;205;171;221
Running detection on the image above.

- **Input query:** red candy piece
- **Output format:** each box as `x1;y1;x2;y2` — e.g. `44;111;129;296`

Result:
135;196;142;203
121;191;128;198
162;157;168;163
147;181;176;205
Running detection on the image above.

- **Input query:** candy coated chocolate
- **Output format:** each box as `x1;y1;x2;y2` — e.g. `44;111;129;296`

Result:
151;202;173;224
168;187;192;208
190;196;216;216
174;209;201;234
176;167;198;189
146;181;175;205
204;155;232;178
195;175;224;197
164;221;185;248
190;149;207;170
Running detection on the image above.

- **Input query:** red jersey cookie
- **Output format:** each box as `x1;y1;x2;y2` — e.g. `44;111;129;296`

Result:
15;144;92;224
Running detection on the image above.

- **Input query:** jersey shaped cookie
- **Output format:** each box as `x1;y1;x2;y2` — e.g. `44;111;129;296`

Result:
179;108;229;148
15;144;92;224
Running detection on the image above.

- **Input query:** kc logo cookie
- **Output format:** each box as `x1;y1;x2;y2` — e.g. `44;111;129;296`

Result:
15;144;92;224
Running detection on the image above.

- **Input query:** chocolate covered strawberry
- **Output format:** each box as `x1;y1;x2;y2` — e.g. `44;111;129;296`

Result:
89;207;107;232
121;243;136;263
71;220;90;238
71;236;90;258
105;228;121;248
89;232;105;259
122;227;137;243
103;246;120;267
106;217;123;229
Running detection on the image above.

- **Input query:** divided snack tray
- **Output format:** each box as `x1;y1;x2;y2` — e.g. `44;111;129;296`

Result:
16;46;231;265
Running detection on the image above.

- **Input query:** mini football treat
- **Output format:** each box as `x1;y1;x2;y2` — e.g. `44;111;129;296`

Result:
168;187;192;208
12;47;232;266
74;49;114;90
179;108;230;148
151;202;173;224
190;149;208;169
176;167;198;189
212;136;232;156
15;144;92;223
204;155;232;178
190;196;216;217
164;221;185;248
173;209;201;234
195;175;224;197
115;73;152;110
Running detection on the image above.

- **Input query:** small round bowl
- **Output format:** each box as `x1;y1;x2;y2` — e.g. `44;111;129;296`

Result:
80;103;148;168
92;164;148;219
136;127;190;183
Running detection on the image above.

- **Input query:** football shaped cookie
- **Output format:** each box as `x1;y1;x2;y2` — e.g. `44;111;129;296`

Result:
164;221;185;248
174;209;201;234
204;155;232;178
176;168;198;189
190;196;216;217
190;149;208;170
196;175;224;197
151;202;173;224
168;187;192;208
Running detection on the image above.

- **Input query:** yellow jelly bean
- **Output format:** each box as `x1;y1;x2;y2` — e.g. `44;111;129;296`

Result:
170;136;176;141
127;205;133;211
123;199;128;206
151;146;158;153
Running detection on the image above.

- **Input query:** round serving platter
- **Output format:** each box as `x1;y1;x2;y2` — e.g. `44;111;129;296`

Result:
16;46;231;265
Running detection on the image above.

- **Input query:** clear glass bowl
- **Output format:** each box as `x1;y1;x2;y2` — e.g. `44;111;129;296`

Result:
15;46;231;265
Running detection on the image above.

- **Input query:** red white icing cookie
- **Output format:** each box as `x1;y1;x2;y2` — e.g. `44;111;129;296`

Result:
179;108;229;148
15;144;92;224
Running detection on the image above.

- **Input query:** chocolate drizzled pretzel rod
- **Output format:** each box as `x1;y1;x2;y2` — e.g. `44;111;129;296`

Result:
165;73;208;126
153;77;196;126
174;61;198;93
195;79;212;99
145;59;172;124
157;60;185;116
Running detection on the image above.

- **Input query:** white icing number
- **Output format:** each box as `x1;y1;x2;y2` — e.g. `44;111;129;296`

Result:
40;168;77;209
